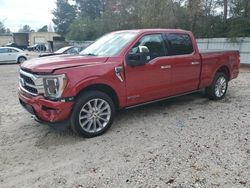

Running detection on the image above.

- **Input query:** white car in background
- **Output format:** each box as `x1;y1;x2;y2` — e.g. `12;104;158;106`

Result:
0;47;29;64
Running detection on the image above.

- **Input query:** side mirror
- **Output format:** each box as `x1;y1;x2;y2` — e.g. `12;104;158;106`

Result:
138;46;149;53
126;46;150;67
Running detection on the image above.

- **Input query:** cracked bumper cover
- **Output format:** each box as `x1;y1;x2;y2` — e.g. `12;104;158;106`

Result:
18;89;73;123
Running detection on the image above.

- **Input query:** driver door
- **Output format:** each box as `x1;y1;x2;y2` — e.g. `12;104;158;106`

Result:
124;34;172;106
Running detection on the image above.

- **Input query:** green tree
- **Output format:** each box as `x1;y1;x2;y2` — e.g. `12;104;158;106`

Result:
75;0;106;20
231;0;250;17
5;28;11;33
52;0;250;40
37;25;48;32
101;0;149;33
52;0;76;36
67;17;101;41
18;25;32;32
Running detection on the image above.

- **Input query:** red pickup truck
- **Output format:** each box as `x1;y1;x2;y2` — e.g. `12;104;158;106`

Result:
19;29;240;137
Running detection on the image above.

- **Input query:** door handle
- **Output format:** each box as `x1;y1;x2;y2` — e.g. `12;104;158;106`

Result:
161;65;171;69
191;61;200;65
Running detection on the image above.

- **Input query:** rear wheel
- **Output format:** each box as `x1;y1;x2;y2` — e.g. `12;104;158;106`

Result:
205;72;228;100
70;90;115;138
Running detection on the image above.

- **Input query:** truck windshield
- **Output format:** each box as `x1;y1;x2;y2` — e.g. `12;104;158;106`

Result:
80;32;138;57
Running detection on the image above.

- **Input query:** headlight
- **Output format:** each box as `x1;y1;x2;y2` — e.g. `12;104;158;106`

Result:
42;74;67;99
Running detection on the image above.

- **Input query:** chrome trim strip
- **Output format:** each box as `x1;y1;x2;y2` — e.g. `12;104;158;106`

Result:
19;69;44;96
19;84;38;96
24;82;37;89
20;69;39;80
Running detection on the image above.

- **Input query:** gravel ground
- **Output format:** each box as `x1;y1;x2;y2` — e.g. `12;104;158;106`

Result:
0;64;249;188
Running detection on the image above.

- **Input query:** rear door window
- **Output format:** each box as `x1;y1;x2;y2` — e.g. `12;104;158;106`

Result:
0;48;8;53
8;49;18;53
165;33;194;56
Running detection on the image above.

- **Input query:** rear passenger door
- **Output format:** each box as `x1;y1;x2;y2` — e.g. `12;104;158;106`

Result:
164;33;201;94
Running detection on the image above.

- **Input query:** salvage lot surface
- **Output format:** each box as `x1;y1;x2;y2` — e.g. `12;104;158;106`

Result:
0;64;249;188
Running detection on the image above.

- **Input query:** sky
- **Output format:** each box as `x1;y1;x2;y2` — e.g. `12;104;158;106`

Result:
0;0;56;32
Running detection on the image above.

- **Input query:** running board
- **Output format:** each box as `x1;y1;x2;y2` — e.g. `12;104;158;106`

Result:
125;89;202;109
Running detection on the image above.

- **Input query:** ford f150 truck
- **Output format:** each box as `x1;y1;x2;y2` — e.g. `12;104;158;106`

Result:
18;29;240;137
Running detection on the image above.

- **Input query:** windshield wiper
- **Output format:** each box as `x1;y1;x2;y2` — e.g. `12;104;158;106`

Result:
81;53;98;56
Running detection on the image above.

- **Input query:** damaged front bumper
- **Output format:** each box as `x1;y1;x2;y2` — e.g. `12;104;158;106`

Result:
18;88;73;127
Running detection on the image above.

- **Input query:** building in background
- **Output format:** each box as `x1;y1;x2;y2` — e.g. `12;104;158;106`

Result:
29;32;60;46
0;33;13;46
12;33;29;49
29;32;61;52
0;32;61;51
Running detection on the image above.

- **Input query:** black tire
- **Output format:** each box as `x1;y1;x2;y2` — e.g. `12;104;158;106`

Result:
205;72;228;100
70;90;115;138
18;56;26;64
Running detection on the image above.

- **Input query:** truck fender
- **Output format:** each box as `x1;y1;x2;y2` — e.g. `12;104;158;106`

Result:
72;76;125;109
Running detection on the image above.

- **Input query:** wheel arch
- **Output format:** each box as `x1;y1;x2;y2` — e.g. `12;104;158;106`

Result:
76;83;120;110
215;65;230;80
17;56;27;63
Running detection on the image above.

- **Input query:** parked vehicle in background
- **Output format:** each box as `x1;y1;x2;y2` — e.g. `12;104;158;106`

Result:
78;41;94;52
39;46;79;57
5;42;26;50
0;47;29;64
6;42;18;48
18;29;240;138
27;43;46;52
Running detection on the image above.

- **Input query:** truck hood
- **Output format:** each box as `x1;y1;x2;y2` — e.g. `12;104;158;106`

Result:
21;55;109;73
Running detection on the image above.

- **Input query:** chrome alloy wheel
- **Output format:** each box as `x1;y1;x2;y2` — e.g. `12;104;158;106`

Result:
215;76;227;98
79;98;111;133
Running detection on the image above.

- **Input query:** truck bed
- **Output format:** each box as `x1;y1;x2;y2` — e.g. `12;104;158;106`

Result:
199;50;240;88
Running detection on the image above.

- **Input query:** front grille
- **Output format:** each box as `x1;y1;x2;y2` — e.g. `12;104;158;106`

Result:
20;70;38;95
20;74;35;85
23;85;38;94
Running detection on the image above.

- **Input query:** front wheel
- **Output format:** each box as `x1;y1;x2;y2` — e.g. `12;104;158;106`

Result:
70;90;115;138
205;72;228;100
